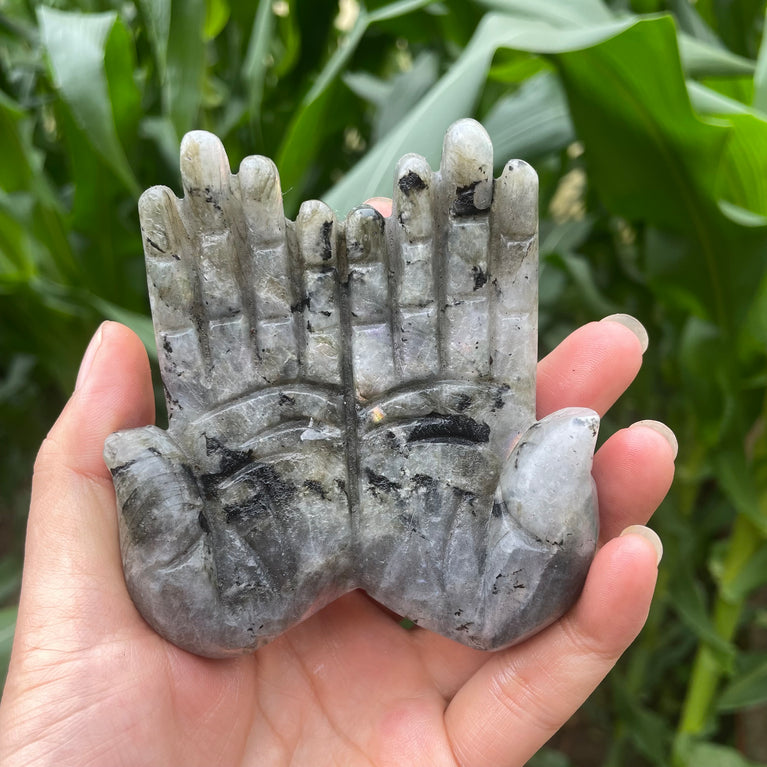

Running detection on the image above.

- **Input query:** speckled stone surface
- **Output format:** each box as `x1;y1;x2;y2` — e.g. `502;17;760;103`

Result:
104;119;599;658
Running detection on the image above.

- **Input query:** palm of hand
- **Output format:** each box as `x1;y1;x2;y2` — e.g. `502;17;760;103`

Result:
108;588;484;766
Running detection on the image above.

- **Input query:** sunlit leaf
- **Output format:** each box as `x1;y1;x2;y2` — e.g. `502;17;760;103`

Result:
38;7;140;195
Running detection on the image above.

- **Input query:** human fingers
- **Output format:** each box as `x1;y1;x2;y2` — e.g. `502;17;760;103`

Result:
536;315;647;418
593;420;676;544
444;529;661;767
364;196;392;217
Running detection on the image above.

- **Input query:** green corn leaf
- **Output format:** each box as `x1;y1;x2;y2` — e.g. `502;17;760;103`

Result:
678;33;756;77
242;0;276;128
275;0;437;211
136;0;171;77
553;16;767;330
718;653;767;712
37;7;140;196
473;0;615;25
483;71;575;162
165;0;206;137
323;12;635;214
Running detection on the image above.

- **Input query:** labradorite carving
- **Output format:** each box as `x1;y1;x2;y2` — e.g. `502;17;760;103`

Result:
104;119;599;658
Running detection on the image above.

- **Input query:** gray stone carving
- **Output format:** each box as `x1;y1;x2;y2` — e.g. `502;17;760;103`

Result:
104;119;600;658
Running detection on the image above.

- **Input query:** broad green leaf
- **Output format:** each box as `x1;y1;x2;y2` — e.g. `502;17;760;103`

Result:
671;0;721;46
324;12;636;214
549;252;620;317
368;0;439;23
0;95;76;281
165;0;206;137
483;71;575;162
276;0;437;211
242;0;275;126
554;16;767;329
204;0;230;39
37;7;140;195
136;0;171;77
104;15;142;148
753;7;767;111
474;0;615;25
344;51;440;143
718;654;767;711
678;33;757;77
554;17;726;231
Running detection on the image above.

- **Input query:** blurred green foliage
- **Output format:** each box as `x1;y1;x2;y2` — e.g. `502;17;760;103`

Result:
1;0;767;763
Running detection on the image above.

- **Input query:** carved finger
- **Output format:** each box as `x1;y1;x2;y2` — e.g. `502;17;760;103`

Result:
390;153;440;383
489;159;539;430
345;205;396;399
238;155;299;385
295;200;343;386
179;131;256;404
437;119;494;379
139;186;206;420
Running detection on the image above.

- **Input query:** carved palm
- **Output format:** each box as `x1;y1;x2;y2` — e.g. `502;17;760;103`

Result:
105;120;599;657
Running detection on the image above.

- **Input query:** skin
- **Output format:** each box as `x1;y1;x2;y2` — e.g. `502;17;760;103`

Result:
0;179;675;767
0;312;675;767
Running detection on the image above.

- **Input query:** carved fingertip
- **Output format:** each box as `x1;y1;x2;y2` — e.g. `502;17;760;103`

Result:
238;155;282;205
494;159;538;239
393;154;433;238
346;205;386;264
441;119;493;212
394;153;433;197
180;130;231;195
346;204;384;232
139;186;184;253
297;200;336;266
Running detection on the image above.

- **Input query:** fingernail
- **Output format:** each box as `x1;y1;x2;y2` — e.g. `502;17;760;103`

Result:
75;323;105;391
601;313;649;354
631;419;678;459
620;525;663;566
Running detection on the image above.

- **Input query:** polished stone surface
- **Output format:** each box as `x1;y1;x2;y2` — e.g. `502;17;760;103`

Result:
104;119;599;657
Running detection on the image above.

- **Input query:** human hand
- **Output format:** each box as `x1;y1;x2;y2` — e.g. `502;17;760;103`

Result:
0;311;674;765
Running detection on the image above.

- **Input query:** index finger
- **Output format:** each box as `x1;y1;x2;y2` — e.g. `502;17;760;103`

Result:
536;317;647;419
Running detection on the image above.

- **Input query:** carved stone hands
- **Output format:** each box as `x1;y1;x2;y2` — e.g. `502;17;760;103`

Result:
104;120;599;657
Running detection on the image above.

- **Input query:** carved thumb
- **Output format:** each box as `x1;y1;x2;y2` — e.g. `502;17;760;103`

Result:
498;408;600;549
